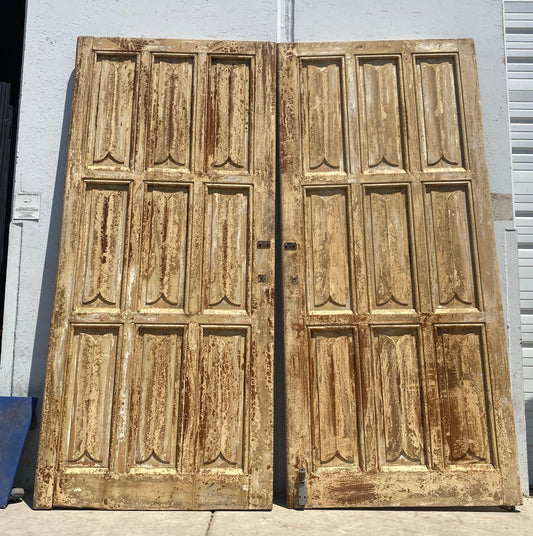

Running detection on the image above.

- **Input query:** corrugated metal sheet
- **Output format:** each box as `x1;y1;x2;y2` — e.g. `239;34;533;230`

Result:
505;0;533;486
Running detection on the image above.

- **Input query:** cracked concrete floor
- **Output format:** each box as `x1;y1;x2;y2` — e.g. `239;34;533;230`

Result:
1;496;531;535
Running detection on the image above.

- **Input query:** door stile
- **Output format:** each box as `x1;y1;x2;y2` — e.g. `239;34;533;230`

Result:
456;42;520;503
35;36;97;507
249;44;276;509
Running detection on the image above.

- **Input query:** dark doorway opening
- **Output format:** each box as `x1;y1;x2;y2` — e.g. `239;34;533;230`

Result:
0;0;26;347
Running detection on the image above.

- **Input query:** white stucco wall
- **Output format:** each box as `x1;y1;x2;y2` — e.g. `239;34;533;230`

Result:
0;0;527;493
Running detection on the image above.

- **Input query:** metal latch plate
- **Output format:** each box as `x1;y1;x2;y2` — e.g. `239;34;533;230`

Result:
298;467;307;507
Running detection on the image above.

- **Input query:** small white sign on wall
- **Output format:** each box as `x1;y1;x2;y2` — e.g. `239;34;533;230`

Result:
13;192;40;220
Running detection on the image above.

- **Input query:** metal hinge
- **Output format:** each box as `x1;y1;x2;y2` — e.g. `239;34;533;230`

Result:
298;467;307;508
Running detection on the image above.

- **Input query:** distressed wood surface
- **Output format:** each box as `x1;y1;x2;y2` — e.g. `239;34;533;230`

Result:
34;37;275;510
279;39;522;508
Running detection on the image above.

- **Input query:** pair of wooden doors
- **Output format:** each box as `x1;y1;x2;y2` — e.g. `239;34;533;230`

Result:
35;37;521;510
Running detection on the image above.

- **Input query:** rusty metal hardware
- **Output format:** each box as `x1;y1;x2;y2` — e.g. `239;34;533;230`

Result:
298;467;307;507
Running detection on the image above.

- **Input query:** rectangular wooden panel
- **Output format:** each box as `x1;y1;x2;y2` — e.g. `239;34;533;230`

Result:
147;56;195;171
35;38;275;510
280;39;521;508
364;185;415;311
435;325;494;468
207;57;252;173
76;182;129;310
309;328;360;469
300;58;347;173
304;187;353;312
62;326;120;469
140;184;191;311
414;55;466;171
203;186;250;313
128;326;184;471
371;326;426;470
199;327;248;471
424;183;479;311
358;57;406;173
88;55;137;170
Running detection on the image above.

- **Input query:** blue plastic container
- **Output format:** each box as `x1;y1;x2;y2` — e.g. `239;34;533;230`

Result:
0;396;37;508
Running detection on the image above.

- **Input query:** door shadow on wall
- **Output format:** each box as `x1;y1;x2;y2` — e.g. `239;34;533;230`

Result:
273;142;287;506
16;71;75;490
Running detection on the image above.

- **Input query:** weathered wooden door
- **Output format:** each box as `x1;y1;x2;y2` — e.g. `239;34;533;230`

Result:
35;37;275;510
279;39;522;507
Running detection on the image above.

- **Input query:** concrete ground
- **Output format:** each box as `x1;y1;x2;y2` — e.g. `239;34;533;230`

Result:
1;495;531;536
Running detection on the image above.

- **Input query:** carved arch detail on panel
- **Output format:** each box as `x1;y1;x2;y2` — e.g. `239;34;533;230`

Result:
208;57;252;172
309;328;360;468
372;327;426;469
359;58;405;172
148;56;195;171
435;326;494;467
415;55;465;170
78;183;129;309
199;327;248;470
141;184;190;309
90;55;137;169
425;184;478;310
129;327;184;469
204;186;250;312
300;58;346;173
63;327;119;468
305;187;353;312
365;186;414;310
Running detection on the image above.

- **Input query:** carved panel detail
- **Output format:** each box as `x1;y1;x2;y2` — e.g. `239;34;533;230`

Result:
141;185;190;309
129;327;184;469
372;328;426;468
435;326;493;466
305;188;352;311
416;56;465;170
208;58;251;172
148;56;195;170
300;59;346;172
310;329;359;467
204;187;249;312
64;327;119;467
200;328;247;469
359;59;404;172
89;55;136;168
365;186;414;310
78;183;129;308
425;184;477;310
